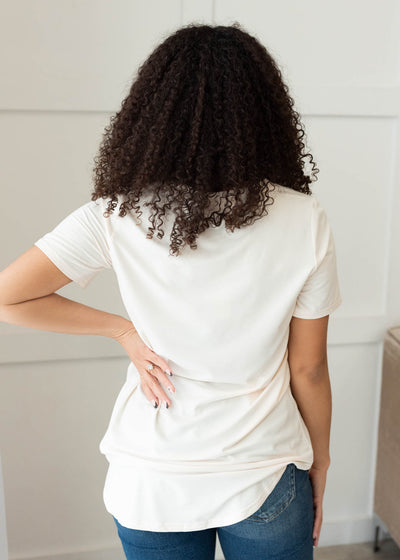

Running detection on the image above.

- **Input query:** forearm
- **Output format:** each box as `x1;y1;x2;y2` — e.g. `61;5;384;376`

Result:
0;293;133;339
289;366;332;468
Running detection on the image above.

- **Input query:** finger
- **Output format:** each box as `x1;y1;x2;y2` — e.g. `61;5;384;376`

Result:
313;529;320;547
145;370;172;408
314;533;320;547
313;504;323;545
141;382;159;408
144;362;175;394
313;514;322;539
145;348;173;375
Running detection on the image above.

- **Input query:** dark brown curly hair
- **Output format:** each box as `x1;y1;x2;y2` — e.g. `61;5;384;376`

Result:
91;22;319;256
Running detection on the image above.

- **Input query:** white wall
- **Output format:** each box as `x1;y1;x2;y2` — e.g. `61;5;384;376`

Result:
0;1;399;558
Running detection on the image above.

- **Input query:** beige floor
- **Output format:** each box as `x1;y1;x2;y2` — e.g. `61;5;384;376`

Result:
314;538;400;559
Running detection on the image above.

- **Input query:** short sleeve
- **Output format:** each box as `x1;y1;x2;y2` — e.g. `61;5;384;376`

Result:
292;198;342;319
34;199;113;289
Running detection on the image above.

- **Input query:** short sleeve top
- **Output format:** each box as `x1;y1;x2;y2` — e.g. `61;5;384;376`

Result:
34;185;342;531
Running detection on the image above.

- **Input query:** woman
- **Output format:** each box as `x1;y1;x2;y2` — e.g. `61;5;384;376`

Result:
0;22;342;560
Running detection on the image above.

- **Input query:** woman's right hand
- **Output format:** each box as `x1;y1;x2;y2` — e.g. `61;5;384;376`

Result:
113;325;175;409
308;462;329;548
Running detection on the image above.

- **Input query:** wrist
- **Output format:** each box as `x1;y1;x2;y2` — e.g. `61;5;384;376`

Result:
108;316;135;340
311;457;331;470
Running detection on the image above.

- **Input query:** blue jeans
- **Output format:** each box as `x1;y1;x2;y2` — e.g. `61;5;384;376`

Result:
112;462;314;559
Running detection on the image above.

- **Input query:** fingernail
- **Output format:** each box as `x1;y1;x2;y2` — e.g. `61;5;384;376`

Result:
152;400;158;408
166;370;173;376
165;401;169;409
167;386;173;393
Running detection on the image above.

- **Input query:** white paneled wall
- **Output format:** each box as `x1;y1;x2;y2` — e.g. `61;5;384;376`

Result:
0;1;399;558
216;0;400;86
0;0;182;111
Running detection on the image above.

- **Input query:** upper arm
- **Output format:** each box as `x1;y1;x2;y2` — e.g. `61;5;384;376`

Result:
0;199;113;304
288;315;329;375
0;245;73;305
287;197;342;374
291;198;342;320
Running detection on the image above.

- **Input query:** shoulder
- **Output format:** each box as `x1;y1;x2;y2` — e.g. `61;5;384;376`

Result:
82;196;124;222
70;197;121;240
273;184;313;202
272;184;319;216
274;184;330;216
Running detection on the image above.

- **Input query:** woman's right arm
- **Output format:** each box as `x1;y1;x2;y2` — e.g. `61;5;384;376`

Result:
287;313;333;548
288;314;332;469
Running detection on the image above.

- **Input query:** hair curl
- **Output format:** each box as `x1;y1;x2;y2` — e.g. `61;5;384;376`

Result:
91;22;319;256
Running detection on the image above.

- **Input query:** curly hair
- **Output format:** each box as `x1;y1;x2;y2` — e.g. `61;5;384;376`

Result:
90;21;319;257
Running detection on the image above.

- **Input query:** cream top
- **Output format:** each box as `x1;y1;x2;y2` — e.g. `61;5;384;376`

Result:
34;184;342;531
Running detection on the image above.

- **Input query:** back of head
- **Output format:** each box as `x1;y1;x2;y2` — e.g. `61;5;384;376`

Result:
91;22;319;256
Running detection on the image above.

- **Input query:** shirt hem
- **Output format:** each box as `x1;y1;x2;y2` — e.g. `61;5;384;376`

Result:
104;462;309;532
34;240;89;288
292;295;342;319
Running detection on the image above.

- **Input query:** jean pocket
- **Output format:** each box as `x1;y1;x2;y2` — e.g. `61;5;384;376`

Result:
247;463;296;523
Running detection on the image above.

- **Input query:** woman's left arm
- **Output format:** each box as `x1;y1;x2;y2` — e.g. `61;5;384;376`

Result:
0;245;132;340
0;244;176;406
